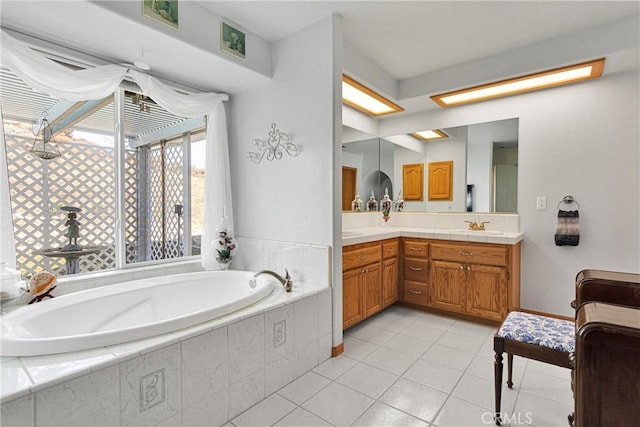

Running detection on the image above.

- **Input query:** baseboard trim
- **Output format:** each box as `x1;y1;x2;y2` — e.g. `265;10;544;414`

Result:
519;308;573;321
331;343;344;357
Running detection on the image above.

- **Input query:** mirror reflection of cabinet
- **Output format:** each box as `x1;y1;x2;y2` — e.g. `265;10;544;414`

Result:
342;117;519;213
402;163;424;201
342;166;357;210
428;161;453;201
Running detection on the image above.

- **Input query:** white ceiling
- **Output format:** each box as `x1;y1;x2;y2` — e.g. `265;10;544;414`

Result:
1;1;638;117
199;1;639;80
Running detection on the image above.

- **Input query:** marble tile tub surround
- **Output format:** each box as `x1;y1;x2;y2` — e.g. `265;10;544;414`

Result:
233;236;331;287
0;287;333;426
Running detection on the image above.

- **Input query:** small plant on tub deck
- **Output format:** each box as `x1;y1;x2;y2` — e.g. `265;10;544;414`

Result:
216;230;236;263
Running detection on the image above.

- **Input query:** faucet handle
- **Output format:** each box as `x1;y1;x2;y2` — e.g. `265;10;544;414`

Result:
479;221;490;230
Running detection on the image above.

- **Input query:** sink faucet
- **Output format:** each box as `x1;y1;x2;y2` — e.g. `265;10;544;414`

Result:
465;221;490;231
253;269;293;292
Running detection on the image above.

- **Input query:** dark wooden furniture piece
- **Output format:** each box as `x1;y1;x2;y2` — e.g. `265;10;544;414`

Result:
493;311;574;425
572;302;640;427
573;269;640;311
569;269;640;426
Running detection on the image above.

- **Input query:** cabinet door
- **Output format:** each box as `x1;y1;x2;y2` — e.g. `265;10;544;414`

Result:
382;257;398;308
343;268;363;329
431;260;466;312
363;263;382;317
403;163;424;201
466;264;508;321
428;161;453;201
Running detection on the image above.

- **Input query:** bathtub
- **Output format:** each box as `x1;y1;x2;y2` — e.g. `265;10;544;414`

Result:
0;270;276;357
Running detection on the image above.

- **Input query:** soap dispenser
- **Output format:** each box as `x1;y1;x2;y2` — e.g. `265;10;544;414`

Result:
367;190;378;211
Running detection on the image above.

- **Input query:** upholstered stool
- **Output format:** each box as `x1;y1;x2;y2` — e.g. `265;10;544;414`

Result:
493;311;575;425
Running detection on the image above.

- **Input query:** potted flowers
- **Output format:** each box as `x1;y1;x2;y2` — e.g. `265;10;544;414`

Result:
215;229;237;269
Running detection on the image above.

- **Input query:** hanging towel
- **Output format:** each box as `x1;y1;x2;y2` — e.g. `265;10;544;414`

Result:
555;210;580;246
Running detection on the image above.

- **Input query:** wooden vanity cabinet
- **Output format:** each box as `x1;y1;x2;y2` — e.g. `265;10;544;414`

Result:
430;241;519;322
381;241;399;308
343;239;399;329
401;239;429;307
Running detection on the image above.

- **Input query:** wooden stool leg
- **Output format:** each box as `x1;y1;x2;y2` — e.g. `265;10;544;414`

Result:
494;349;504;425
507;353;514;388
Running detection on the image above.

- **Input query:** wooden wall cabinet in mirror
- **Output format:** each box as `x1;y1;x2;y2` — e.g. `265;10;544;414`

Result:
403;163;424;201
428;161;453;201
342;166;357;210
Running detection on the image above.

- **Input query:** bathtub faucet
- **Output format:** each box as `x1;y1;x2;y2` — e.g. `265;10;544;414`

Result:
254;269;293;292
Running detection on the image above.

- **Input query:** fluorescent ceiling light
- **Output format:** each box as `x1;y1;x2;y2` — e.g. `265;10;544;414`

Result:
342;75;404;117
431;58;605;107
411;129;448;140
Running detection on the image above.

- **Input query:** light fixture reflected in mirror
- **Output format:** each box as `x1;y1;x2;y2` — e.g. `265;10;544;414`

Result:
411;129;448;140
431;58;605;107
30;118;61;160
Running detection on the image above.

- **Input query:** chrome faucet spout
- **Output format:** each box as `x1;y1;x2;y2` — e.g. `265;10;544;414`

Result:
254;269;293;292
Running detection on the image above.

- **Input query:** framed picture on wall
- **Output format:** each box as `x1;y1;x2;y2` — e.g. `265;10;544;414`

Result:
143;0;179;29
221;22;246;60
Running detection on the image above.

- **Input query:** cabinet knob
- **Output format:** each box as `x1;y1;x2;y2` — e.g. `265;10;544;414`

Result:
409;267;422;271
359;254;367;260
410;247;421;252
459;265;464;270
460;251;474;256
467;265;471;271
409;289;423;295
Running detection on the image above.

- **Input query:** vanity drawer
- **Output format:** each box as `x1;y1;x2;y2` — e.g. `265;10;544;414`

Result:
343;245;381;271
382;241;399;259
403;281;428;306
431;243;508;266
404;259;429;282
404;240;429;259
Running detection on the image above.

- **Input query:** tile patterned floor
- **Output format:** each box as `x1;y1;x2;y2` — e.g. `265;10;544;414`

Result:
227;306;573;427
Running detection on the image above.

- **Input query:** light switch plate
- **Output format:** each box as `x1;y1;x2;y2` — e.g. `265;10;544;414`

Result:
536;196;547;210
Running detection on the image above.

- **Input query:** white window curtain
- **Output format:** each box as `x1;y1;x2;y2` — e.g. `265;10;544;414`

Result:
0;29;231;270
0;107;16;269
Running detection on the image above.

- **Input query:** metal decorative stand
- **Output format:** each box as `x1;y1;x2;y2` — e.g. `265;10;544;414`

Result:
247;123;299;164
34;206;105;275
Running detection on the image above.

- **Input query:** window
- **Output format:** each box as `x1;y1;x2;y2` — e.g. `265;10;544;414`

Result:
1;68;206;276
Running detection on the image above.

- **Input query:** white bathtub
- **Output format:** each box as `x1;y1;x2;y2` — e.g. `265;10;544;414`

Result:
0;270;276;356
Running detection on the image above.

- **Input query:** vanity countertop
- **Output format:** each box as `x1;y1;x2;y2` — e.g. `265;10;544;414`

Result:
342;226;523;246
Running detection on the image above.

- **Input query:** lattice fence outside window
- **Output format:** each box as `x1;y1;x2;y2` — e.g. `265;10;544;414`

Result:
6;124;196;276
6;135;117;276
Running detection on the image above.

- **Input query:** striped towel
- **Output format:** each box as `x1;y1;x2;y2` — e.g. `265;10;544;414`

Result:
555;210;579;246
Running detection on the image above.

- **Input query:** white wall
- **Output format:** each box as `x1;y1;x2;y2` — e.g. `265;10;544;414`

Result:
380;68;640;316
228;15;343;344
229;16;338;247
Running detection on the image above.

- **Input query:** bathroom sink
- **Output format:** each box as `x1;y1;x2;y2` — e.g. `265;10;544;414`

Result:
342;230;362;237
450;229;503;235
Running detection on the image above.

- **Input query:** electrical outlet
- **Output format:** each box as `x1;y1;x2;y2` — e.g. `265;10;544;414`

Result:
536;196;547;210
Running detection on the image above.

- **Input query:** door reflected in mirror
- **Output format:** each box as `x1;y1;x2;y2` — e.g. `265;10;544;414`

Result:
342;118;518;213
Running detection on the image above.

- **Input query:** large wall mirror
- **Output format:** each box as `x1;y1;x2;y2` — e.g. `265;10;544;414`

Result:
342;118;518;213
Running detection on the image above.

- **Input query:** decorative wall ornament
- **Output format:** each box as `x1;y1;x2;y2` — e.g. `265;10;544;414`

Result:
247;123;299;164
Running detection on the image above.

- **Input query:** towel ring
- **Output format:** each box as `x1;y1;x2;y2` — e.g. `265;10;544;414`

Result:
558;195;580;210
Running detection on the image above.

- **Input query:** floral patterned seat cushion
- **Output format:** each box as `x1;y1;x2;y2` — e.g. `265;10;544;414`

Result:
497;311;575;353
